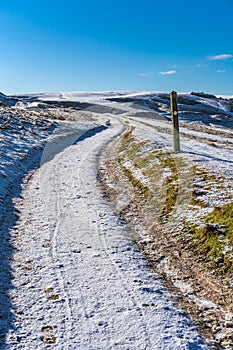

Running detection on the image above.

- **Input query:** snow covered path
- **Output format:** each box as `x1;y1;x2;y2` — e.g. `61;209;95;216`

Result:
7;118;210;349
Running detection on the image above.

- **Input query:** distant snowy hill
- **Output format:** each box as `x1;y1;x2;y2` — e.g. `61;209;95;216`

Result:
11;90;233;130
0;91;18;106
0;92;7;104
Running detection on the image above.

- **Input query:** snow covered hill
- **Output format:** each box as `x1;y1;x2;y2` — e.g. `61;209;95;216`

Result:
14;90;233;128
1;90;233;349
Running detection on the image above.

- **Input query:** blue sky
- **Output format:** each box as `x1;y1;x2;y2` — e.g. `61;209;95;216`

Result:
0;0;233;95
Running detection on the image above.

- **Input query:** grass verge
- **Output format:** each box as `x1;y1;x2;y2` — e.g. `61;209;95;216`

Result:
117;128;233;275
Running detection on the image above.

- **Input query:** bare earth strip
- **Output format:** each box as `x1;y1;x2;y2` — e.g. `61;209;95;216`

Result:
7;119;210;349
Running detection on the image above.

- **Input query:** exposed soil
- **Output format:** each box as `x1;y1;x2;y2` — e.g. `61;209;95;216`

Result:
98;128;233;350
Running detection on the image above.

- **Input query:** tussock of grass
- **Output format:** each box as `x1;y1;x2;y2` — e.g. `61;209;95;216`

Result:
207;203;233;241
118;157;150;197
186;203;233;273
117;127;135;153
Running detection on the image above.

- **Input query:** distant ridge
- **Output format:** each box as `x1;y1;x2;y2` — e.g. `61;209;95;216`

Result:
0;92;18;107
0;91;7;98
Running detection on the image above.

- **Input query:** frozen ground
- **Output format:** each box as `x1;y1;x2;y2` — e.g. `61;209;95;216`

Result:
3;116;210;349
1;90;233;349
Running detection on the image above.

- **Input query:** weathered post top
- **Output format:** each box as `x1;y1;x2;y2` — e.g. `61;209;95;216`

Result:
170;91;180;152
170;91;178;112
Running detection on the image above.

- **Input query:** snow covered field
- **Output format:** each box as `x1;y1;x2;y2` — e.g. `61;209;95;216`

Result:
21;90;233;228
1;91;233;349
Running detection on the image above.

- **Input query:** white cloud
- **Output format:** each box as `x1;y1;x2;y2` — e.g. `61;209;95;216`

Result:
217;69;226;73
196;64;207;68
207;54;233;60
159;70;176;75
139;72;153;77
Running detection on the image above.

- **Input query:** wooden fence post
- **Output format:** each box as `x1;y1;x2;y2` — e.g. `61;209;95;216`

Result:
170;91;180;152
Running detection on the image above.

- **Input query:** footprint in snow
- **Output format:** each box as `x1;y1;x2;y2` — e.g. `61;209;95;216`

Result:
44;287;60;301
44;287;54;293
42;240;51;248
41;326;57;344
47;294;60;301
41;335;57;344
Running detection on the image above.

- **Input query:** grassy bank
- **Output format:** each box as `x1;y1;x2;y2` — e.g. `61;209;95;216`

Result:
117;128;233;275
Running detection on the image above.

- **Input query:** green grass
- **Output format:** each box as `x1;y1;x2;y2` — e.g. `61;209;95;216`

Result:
207;203;233;246
186;203;233;273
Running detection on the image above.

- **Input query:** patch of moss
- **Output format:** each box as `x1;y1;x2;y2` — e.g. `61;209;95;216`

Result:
189;197;208;208
163;176;179;216
185;203;233;273
207;203;233;247
190;225;224;259
117;127;135;153
118;157;150;197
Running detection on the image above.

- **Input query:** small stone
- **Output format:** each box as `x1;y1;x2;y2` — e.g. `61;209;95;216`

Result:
47;294;60;301
41;336;57;344
44;287;54;293
41;326;55;333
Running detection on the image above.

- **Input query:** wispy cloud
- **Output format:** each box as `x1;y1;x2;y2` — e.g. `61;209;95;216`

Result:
207;54;233;60
159;70;176;75
217;69;226;73
196;64;207;68
139;72;153;77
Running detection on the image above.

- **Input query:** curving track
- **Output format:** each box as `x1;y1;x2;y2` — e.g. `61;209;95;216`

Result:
7;117;210;349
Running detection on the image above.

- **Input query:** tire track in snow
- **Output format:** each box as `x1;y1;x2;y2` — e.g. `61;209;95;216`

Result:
73;120;152;349
75;157;153;348
53;151;97;348
41;153;95;348
50;158;73;349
